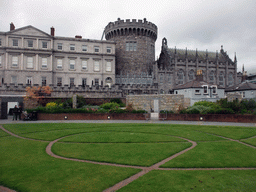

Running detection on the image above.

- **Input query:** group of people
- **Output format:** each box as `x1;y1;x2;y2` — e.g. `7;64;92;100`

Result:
12;105;22;121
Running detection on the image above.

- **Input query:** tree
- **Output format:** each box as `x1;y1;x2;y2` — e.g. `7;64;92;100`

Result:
24;86;52;107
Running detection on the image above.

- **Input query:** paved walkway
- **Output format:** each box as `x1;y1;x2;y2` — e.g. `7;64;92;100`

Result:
1;116;256;127
1;118;256;192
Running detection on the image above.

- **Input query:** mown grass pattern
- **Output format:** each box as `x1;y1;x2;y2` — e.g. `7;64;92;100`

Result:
1;123;256;192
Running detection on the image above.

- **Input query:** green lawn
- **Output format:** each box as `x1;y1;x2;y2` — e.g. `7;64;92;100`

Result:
1;123;256;192
118;170;256;192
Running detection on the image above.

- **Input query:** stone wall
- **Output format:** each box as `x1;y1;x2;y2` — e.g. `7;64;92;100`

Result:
226;92;243;102
126;94;185;112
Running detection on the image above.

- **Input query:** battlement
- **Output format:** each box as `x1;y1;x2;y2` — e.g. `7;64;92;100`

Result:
0;83;158;98
104;18;157;41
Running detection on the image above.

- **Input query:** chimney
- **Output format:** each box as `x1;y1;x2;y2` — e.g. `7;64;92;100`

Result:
196;70;204;81
51;27;55;36
75;35;82;39
10;22;15;31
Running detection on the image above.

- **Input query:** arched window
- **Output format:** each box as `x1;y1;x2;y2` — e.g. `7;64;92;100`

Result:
105;77;113;87
219;72;224;86
189;70;194;81
209;71;215;84
159;73;164;84
168;74;172;84
177;70;184;84
228;73;234;86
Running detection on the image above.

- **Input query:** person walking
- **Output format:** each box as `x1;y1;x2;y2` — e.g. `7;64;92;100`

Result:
12;105;18;121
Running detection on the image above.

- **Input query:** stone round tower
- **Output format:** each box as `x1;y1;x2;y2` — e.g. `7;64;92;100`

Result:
104;18;157;77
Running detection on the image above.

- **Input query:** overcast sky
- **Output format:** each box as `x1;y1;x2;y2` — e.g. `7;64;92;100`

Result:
1;0;256;73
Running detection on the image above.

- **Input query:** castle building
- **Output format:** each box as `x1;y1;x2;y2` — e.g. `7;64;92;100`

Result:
104;18;157;85
157;38;241;94
0;23;115;88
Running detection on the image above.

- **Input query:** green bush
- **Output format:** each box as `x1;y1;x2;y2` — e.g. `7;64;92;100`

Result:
100;102;119;110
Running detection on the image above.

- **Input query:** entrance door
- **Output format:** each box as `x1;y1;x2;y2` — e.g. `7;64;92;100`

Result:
1;102;7;119
153;99;159;113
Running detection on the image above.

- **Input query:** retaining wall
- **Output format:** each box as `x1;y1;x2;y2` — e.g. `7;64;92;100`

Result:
159;113;256;123
37;113;146;120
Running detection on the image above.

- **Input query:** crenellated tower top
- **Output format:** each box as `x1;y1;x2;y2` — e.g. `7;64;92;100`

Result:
104;18;157;41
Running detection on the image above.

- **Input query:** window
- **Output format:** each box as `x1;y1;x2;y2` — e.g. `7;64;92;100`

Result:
11;76;17;85
209;71;215;83
27;40;33;48
42;77;46;86
189;70;194;81
228;73;234;86
82;78;87;87
203;85;208;94
212;86;217;94
126;41;137;51
13;39;18;46
177;70;184;84
42;42;48;49
159;74;164;84
95;78;99;85
70;78;75;87
106;61;111;72
0;55;2;67
106;47;111;53
94;46;99;52
42;58;47;68
12;56;18;67
81;60;88;70
69;59;75;70
168;74;172;84
243;92;245;98
26;77;32;85
57;43;62;50
195;90;200;94
70;44;75;51
57;77;62;86
94;60;100;71
57;59;62;69
219;72;224;86
0;39;1;46
82;45;87;51
27;57;33;68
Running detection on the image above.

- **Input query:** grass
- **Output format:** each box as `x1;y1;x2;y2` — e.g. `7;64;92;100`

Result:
241;137;256;147
1;123;256;191
160;141;256;168
59;131;185;143
118;170;256;192
0;136;139;192
52;142;192;166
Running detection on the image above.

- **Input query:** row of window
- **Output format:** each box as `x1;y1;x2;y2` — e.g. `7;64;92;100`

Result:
9;56;112;72
57;43;112;53
0;38;112;53
10;76;112;87
12;39;49;48
56;58;112;72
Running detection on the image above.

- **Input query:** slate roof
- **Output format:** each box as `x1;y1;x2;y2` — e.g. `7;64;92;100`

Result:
166;48;233;63
173;80;222;90
225;81;256;92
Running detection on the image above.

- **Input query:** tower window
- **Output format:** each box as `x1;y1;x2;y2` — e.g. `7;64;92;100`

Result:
126;41;137;51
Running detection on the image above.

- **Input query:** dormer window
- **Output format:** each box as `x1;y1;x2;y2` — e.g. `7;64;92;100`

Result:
203;85;208;94
212;86;217;94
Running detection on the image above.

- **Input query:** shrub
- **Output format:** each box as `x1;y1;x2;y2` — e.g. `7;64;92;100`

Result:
160;110;174;114
100;102;119;110
46;102;58;108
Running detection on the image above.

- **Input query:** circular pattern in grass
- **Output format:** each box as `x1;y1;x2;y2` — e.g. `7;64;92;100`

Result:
59;131;185;143
52;132;192;167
